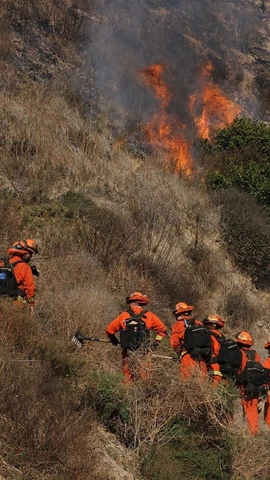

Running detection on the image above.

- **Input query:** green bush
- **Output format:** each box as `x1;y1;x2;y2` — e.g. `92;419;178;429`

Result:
81;371;130;432
141;417;232;480
202;118;270;216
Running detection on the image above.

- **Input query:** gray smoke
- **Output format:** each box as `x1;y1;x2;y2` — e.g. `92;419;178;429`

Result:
90;0;268;129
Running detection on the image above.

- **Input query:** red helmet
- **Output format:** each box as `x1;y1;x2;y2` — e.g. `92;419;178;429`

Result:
235;331;254;346
126;291;149;305
7;239;38;256
173;302;194;316
264;340;270;350
203;314;225;329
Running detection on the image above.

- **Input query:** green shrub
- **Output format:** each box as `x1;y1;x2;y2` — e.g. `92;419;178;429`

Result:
81;371;129;430
202;118;270;216
141;417;232;480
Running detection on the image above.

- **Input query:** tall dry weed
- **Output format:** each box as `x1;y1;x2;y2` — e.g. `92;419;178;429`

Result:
0;302;98;480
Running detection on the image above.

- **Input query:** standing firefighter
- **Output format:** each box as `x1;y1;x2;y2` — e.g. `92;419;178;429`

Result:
263;340;270;429
203;314;226;384
170;302;210;380
203;315;243;385
0;240;39;315
235;331;267;435
105;292;167;384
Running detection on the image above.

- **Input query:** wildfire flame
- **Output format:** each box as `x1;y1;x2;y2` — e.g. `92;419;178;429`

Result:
189;61;241;139
139;61;241;175
139;64;193;175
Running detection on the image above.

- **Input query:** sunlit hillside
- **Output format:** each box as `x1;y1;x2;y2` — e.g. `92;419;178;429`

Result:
0;1;270;479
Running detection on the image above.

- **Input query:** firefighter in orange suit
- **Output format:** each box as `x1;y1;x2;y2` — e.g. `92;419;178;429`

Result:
235;331;263;435
170;302;208;380
203;314;226;384
6;239;39;315
263;340;270;429
106;292;167;384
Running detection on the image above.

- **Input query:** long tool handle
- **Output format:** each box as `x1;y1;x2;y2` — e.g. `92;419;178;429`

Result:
83;336;110;343
152;354;174;360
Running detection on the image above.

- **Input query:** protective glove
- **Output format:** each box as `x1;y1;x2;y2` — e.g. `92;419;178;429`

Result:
108;334;119;346
151;340;160;351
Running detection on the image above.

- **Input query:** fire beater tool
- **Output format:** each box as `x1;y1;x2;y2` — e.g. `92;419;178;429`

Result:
72;330;174;359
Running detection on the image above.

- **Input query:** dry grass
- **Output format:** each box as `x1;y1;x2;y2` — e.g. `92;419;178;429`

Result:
0;0;92;41
230;431;270;479
0;304;98;480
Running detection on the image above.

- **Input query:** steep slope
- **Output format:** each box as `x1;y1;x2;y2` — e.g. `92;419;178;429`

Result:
1;2;270;480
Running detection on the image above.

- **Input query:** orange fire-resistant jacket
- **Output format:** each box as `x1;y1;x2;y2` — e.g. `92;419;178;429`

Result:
263;357;270;373
263;356;270;428
106;305;167;342
9;255;35;304
263;357;270;389
208;329;225;379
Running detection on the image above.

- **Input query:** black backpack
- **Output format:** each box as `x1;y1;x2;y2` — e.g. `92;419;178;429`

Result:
183;323;212;361
0;259;23;297
212;335;242;378
240;350;267;398
120;311;150;351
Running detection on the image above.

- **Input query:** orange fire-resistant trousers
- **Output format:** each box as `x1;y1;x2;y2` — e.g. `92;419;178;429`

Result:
122;350;152;385
264;392;270;429
180;353;208;380
241;396;259;435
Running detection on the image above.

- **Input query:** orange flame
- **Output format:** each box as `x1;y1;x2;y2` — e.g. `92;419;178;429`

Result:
190;61;241;139
140;64;193;175
140;63;172;108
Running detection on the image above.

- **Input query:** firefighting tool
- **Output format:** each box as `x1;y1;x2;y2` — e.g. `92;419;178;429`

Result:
72;330;110;348
72;330;173;359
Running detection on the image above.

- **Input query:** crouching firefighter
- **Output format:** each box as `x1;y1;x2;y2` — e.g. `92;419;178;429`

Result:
235;331;267;436
105;292;168;384
0;239;39;315
170;302;210;380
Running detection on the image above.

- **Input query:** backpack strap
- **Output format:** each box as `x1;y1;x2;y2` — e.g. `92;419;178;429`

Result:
245;349;256;361
209;331;225;364
126;308;147;320
210;331;226;342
